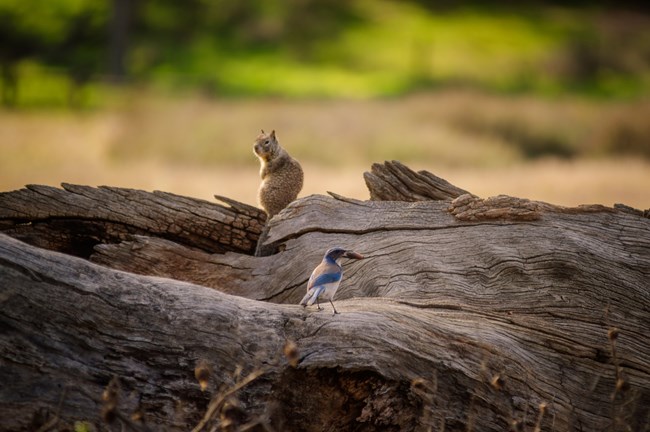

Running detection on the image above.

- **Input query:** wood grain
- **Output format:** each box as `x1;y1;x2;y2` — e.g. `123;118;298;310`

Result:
364;160;472;201
1;164;649;431
1;227;648;431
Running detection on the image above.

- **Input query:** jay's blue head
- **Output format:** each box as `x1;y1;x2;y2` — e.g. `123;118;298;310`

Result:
324;247;364;264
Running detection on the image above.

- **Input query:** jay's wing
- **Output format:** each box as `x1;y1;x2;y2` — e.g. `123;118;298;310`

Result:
307;271;342;290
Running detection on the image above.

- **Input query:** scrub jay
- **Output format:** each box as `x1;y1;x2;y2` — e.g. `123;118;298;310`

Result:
299;247;364;314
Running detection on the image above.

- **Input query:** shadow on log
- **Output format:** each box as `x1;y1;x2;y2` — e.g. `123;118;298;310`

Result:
1;161;649;431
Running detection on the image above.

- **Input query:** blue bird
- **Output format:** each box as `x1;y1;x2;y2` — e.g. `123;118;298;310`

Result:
299;247;364;314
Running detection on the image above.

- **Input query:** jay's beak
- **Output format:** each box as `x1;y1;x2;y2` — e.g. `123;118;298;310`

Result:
344;251;364;260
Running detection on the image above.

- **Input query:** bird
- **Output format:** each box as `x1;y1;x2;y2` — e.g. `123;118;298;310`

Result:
299;247;364;315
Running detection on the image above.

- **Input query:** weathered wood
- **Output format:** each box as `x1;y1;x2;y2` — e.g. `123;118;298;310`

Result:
363;160;472;201
1;163;650;431
91;193;650;308
92;235;264;299
448;193;619;222
2;232;649;432
3;190;650;431
0;184;266;256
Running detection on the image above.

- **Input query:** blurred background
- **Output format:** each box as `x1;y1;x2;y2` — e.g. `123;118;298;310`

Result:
1;0;649;208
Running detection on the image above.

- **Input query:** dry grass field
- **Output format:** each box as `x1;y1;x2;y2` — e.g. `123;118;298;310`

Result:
1;90;648;210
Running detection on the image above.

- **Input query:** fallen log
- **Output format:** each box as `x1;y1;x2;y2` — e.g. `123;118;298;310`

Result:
0;183;265;256
0;162;649;431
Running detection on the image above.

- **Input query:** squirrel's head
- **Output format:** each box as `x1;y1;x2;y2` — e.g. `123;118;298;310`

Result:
253;129;279;161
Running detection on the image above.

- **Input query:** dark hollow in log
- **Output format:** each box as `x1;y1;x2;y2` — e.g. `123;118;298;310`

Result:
1;161;649;431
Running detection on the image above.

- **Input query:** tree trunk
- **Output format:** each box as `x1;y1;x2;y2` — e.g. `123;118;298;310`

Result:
108;0;131;82
0;162;649;432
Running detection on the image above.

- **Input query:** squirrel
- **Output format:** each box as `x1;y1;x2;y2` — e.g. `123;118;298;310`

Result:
253;129;304;218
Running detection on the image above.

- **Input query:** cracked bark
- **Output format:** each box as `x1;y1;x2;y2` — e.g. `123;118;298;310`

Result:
0;184;266;256
0;161;649;431
363;160;473;201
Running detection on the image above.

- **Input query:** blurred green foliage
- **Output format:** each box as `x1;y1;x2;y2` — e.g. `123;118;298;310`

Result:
1;0;649;107
0;0;107;106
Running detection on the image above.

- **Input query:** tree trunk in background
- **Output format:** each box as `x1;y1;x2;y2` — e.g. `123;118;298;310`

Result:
108;0;131;82
0;161;648;431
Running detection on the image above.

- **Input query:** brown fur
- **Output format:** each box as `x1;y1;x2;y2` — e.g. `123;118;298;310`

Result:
253;130;304;218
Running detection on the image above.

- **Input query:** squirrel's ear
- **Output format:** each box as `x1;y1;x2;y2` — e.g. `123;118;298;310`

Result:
260;129;265;134
270;130;276;139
